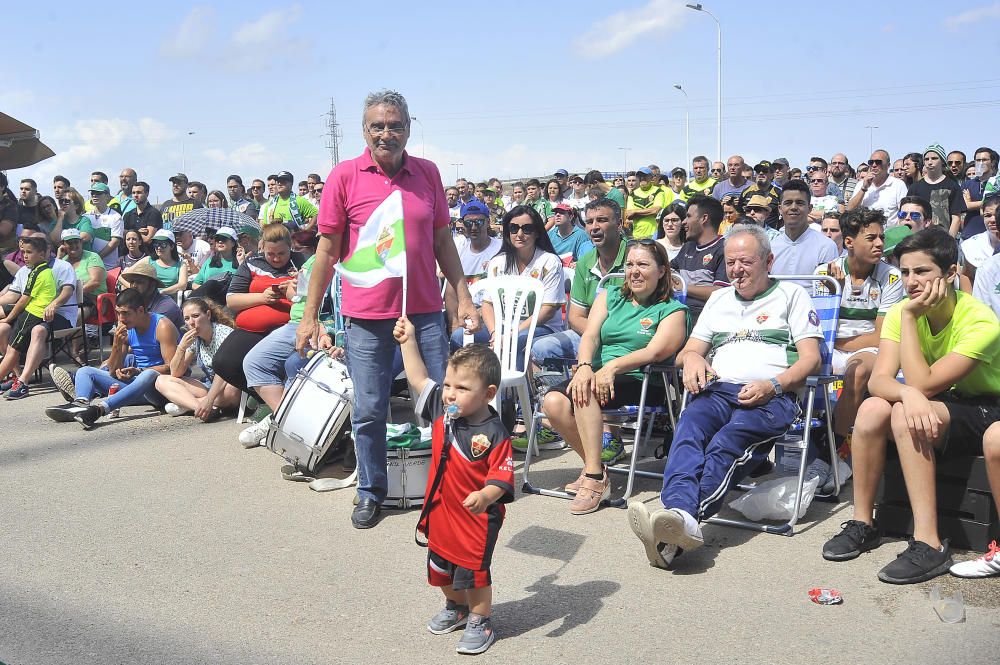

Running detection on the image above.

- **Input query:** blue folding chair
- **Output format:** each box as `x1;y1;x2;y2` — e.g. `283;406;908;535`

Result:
676;274;844;536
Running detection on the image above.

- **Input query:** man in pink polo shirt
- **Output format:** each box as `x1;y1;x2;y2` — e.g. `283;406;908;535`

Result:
298;89;478;529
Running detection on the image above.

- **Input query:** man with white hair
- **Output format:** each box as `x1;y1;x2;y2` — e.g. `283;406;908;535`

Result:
628;224;823;569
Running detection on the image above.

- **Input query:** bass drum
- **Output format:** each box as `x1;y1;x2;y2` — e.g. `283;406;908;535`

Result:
266;353;353;472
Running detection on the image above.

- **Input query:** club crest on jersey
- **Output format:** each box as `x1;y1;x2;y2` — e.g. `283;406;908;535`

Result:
869;288;879;301
701;254;713;266
808;310;820;326
470;433;491;458
530;268;540;279
640;317;654;330
756;312;769;324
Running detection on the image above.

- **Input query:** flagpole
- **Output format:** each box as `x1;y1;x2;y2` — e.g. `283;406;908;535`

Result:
402;268;408;318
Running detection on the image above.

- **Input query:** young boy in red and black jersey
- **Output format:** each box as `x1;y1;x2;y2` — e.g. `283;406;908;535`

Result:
394;316;514;656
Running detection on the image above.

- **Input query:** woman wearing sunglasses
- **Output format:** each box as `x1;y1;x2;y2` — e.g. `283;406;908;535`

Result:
480;205;566;367
119;229;187;296
47;188;94;251
538;239;689;514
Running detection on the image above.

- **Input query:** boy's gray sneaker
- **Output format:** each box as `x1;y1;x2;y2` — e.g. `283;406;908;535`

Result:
456;615;496;655
49;364;77;402
427;600;469;635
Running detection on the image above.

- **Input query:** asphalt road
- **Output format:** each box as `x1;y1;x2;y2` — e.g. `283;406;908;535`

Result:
1;382;998;664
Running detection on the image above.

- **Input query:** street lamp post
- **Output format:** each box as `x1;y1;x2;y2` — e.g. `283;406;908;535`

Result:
686;3;721;162
618;147;631;175
673;84;690;173
181;131;195;173
411;116;425;158
450;163;463;181
865;125;878;155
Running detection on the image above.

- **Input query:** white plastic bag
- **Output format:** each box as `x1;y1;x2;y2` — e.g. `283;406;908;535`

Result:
728;476;820;521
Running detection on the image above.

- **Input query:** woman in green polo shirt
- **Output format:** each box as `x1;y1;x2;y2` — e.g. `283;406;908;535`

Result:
540;239;691;515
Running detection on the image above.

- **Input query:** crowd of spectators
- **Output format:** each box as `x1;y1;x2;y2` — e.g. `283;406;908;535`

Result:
2;91;999;602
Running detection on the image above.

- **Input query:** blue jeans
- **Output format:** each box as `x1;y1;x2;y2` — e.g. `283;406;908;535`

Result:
345;313;447;503
244;322;299;389
75;366;164;411
660;382;799;520
530;329;582;368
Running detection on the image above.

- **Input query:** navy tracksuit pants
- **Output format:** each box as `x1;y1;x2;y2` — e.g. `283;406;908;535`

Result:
660;382;799;521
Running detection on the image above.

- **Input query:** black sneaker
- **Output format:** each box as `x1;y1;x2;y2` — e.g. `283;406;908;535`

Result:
74;404;105;430
822;520;881;561
877;539;954;584
45;399;91;423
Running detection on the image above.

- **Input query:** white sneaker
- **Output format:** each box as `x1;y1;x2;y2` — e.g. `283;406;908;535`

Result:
949;541;1000;578
651;507;704;551
239;416;272;448
627;501;678;569
164;402;191;417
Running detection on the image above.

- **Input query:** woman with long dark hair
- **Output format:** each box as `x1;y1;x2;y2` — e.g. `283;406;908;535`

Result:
477;205;565;366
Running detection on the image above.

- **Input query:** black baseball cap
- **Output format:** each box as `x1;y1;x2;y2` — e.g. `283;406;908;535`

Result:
169;173;189;184
274;171;294;183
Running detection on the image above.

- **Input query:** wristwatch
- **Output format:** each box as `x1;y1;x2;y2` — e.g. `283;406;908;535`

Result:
769;378;783;396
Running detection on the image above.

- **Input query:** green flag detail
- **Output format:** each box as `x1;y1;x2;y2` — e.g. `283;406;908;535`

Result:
336;190;407;288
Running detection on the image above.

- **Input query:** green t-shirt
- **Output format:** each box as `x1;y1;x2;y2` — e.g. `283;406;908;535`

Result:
596;287;690;381
604;188;626;208
289;254;317;323
193;256;238;285
24;262;57;318
627;185;672;239
67;216;95;251
570;240;628;310
881;291;1000;397
259;195;318;229
75;250;107;295
147;257;181;289
526;197;553;221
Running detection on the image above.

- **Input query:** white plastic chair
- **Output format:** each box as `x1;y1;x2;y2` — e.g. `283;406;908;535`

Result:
470;276;544;454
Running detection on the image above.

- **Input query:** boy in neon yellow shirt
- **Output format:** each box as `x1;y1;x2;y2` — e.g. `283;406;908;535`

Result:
822;227;1000;584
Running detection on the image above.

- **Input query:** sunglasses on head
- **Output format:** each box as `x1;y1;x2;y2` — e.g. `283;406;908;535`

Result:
508;222;536;235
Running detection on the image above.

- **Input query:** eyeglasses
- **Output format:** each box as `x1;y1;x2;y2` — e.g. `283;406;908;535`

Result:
867;159;884;167
366;122;407;136
151;241;171;250
59;198;71;206
897;210;923;222
463;219;486;227
806;166;821;172
809;179;826;184
508;223;536;235
948;160;964;166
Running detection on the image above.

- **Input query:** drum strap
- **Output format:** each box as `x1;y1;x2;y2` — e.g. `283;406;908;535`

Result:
414;423;452;548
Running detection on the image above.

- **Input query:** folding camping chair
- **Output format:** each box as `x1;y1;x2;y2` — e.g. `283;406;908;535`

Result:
678;273;844;536
45;281;89;369
521;271;685;508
